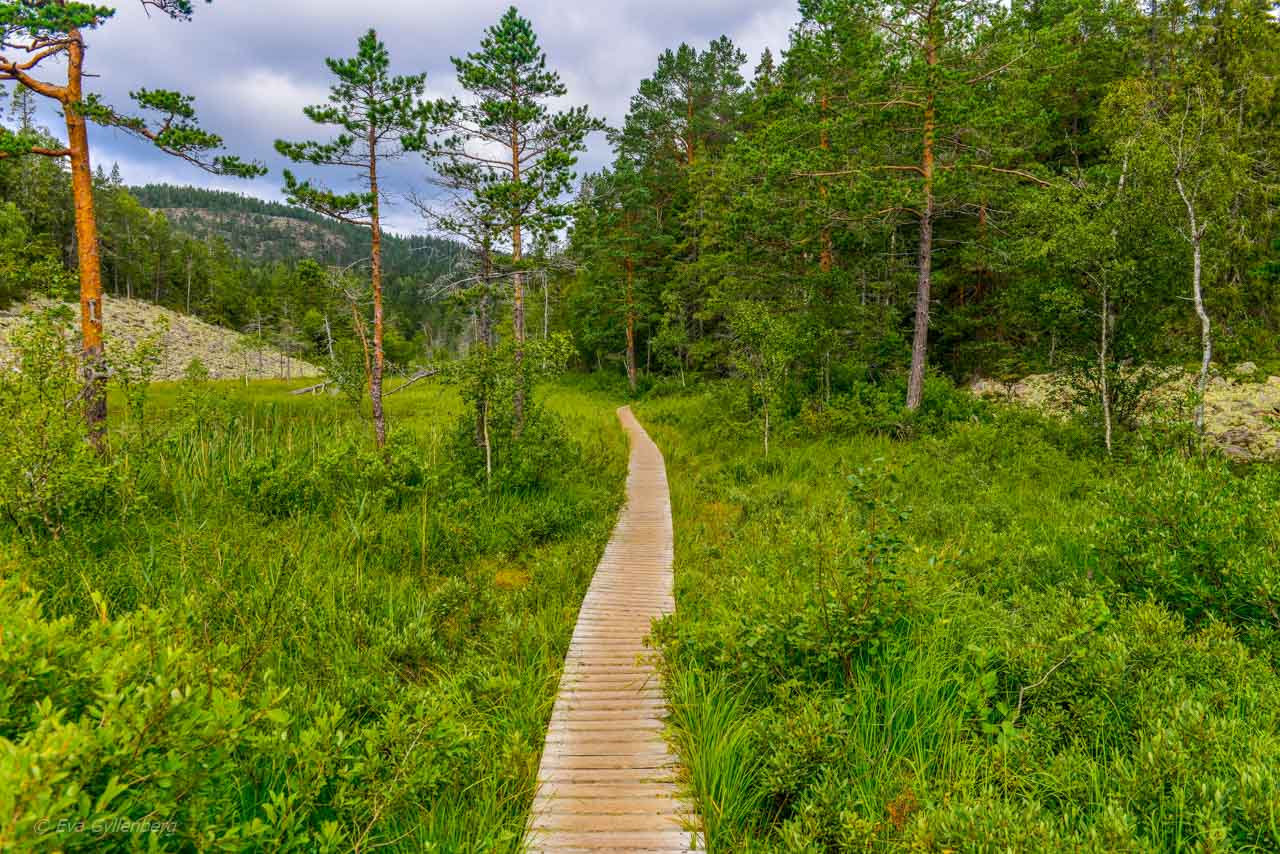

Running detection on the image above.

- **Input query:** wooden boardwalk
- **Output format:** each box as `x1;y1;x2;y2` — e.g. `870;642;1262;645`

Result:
525;406;702;853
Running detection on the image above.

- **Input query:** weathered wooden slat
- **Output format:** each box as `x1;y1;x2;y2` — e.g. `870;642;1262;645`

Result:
525;406;702;852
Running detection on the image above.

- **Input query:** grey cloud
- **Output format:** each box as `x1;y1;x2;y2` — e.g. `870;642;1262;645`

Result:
26;1;798;234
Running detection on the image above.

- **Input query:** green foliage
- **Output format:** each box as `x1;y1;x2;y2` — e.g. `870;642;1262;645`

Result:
446;331;579;488
80;90;266;179
2;0;262;177
638;383;1280;852
425;5;604;248
322;340;371;409
230;431;427;518
0;379;628;850
1098;454;1280;644
567;0;1280;408
0;2;115;33
0;308;118;538
0;572;302;851
0;200;73;305
182;355;209;384
729;301;805;454
277;30;431;224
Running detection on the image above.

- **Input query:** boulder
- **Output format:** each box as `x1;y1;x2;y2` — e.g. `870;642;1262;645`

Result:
1235;361;1259;376
970;364;1280;462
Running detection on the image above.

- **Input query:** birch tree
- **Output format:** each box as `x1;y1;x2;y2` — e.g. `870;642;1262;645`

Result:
1019;154;1138;453
1108;75;1254;432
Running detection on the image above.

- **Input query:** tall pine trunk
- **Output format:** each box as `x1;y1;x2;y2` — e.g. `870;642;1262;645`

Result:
475;247;495;474
510;118;526;436
65;33;107;449
368;128;387;449
625;256;637;392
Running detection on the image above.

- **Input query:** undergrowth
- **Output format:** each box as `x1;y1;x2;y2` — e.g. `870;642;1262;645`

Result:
638;379;1280;853
0;338;627;851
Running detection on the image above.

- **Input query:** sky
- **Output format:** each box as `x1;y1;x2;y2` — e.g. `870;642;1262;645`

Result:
13;0;800;233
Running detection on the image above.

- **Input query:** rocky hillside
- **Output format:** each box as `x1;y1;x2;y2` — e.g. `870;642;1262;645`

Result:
972;364;1280;461
0;297;320;381
155;207;347;264
131;184;459;273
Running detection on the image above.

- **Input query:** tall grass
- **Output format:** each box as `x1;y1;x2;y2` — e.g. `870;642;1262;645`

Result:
666;670;766;849
3;378;628;851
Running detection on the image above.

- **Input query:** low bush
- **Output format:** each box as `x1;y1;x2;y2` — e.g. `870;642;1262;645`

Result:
0;309;121;539
637;384;1280;852
1098;453;1280;647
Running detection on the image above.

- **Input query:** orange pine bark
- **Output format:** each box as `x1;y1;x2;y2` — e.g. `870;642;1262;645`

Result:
64;32;108;445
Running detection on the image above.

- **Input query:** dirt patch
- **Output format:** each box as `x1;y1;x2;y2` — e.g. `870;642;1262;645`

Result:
494;567;532;590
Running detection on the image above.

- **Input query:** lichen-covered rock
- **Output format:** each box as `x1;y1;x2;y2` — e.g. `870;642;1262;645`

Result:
972;366;1280;462
0;297;320;381
1234;361;1259;376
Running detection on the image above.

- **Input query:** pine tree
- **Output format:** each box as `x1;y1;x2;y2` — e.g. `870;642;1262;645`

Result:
855;0;1048;409
426;5;603;432
0;0;263;446
572;159;656;392
275;29;432;449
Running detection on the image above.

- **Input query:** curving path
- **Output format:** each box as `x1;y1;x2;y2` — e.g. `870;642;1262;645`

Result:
525;406;702;853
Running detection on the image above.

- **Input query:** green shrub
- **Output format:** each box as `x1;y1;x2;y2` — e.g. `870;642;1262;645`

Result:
0;308;121;538
445;399;575;493
1098;453;1280;642
796;375;989;440
657;464;911;688
2;380;628;850
0;571;307;851
639;382;1280;853
231;432;428;517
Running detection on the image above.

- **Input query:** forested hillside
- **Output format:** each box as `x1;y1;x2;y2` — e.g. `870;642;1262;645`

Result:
0;93;464;373
131;183;459;272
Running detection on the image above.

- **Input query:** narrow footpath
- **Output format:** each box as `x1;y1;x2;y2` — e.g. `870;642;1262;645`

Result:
524;406;702;853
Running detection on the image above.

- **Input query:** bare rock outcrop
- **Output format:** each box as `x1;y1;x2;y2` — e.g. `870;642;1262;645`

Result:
0;297;320;381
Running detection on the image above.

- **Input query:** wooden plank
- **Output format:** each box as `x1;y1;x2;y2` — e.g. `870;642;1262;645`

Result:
525;406;703;852
525;830;701;850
